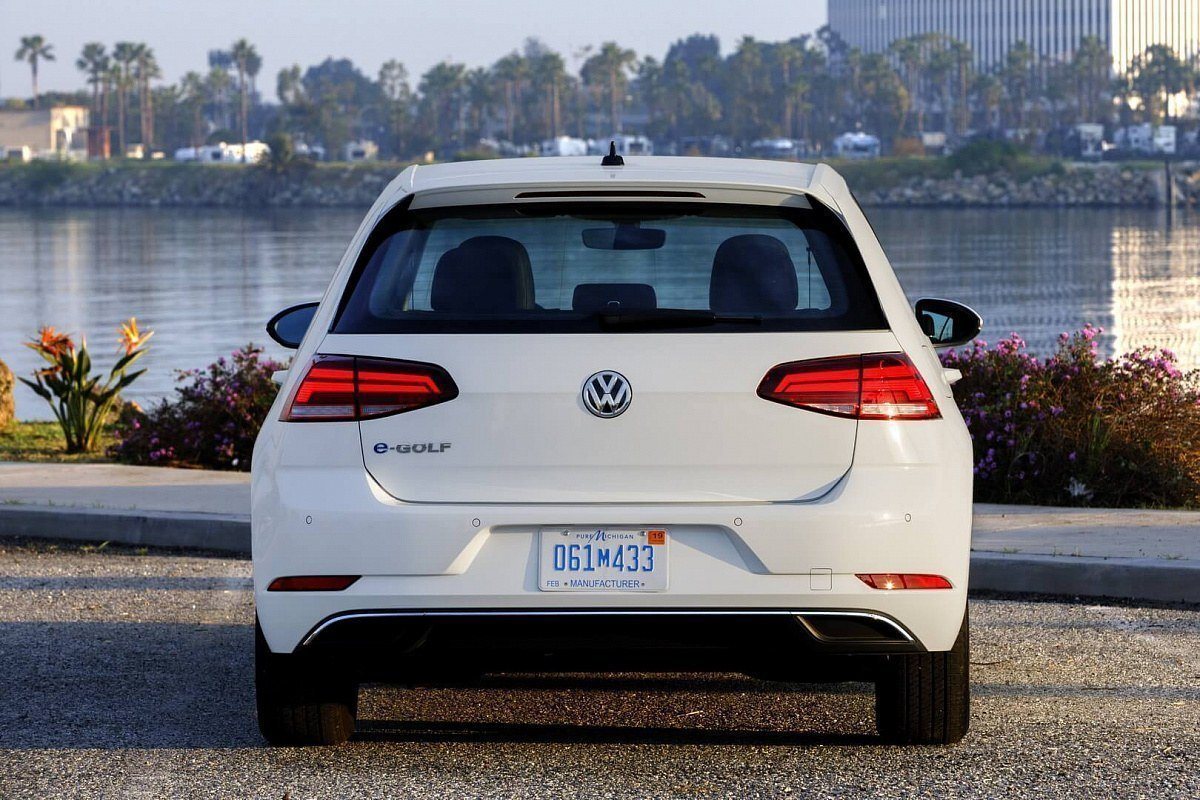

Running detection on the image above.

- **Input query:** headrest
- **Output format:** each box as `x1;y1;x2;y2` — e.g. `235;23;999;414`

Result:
709;234;799;314
572;283;658;313
430;236;535;313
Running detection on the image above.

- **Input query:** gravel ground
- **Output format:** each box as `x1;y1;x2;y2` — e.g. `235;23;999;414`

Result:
0;537;1196;800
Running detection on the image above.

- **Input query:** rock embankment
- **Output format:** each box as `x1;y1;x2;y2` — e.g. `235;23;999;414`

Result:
856;163;1200;207
0;163;400;207
1;160;1197;208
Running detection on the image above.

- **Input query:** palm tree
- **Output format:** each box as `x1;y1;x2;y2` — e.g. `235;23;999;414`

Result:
75;43;107;119
111;42;139;156
582;42;637;135
1002;40;1034;132
889;36;926;135
379;59;412;157
464;66;494;142
230;39;260;161
492;52;528;142
134;45;161;153
418;62;467;153
181;71;207;155
1072;36;1112;123
530;51;567;138
15;35;55;109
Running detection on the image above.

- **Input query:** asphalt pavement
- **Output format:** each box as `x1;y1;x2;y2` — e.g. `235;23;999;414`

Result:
0;537;1196;799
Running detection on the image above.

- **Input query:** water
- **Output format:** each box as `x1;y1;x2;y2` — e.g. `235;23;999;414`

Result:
1;206;1197;419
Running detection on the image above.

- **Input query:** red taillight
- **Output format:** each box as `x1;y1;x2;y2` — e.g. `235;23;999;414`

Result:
758;353;939;420
282;355;458;422
856;573;953;590
267;575;360;591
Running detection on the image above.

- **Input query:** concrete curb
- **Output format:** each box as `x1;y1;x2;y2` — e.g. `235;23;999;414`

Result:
0;506;250;554
969;551;1200;604
2;506;1197;604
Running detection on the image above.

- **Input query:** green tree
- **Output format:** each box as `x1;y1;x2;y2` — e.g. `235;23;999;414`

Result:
15;35;55;109
1129;44;1194;124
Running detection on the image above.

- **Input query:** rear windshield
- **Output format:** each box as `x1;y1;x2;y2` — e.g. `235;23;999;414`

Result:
333;202;886;334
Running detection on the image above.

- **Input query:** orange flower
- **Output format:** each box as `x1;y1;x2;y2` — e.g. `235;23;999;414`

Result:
26;325;75;358
117;317;154;355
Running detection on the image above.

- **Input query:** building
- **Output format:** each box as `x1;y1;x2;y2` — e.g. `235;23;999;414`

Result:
0;106;90;161
827;1;1200;75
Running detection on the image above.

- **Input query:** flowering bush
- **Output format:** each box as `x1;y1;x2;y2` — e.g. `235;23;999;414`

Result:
110;345;284;471
20;319;153;453
943;326;1200;508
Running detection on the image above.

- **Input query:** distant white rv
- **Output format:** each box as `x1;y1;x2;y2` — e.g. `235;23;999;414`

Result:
1115;124;1176;155
608;133;653;157
174;141;270;164
540;136;589;157
343;140;379;162
832;132;881;160
750;138;800;160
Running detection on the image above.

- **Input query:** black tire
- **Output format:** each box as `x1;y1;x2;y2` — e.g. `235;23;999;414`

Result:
255;618;358;746
875;606;970;745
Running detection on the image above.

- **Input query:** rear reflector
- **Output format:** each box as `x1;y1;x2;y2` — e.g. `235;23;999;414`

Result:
856;573;953;590
758;353;940;420
282;355;458;421
267;575;361;592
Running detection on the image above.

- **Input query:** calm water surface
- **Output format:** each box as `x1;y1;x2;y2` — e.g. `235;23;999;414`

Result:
1;207;1197;419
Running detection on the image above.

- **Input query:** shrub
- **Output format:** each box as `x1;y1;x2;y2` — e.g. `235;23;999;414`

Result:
110;345;285;471
943;327;1200;508
20;320;153;453
947;138;1025;176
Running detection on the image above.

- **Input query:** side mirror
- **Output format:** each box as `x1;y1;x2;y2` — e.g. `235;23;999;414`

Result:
915;298;982;348
267;302;319;349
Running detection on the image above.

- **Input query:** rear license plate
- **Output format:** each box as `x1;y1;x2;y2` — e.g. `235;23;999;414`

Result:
538;528;669;592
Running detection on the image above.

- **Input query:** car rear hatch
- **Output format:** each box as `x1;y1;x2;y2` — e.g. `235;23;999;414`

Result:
320;330;897;503
315;195;896;504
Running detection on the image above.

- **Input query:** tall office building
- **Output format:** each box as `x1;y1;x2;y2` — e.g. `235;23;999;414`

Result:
827;0;1200;73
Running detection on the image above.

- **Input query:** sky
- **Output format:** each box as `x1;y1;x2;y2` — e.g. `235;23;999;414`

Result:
4;0;827;98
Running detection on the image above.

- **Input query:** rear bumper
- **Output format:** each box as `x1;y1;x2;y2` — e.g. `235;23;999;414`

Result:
296;609;923;681
252;417;973;656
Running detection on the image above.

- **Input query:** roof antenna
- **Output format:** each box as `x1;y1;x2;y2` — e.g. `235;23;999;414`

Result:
601;140;624;167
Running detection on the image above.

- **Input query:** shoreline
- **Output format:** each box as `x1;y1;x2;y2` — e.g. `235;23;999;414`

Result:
2;159;1197;209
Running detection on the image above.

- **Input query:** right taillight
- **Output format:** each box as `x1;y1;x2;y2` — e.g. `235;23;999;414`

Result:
282;355;458;422
757;353;939;420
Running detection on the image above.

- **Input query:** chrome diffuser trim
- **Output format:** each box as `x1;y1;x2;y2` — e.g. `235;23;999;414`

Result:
300;608;915;647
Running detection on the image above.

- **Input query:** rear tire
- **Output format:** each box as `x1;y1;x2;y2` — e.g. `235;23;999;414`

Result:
255;618;358;746
875;606;969;745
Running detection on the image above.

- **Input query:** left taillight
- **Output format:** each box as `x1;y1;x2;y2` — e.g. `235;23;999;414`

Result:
282;355;458;422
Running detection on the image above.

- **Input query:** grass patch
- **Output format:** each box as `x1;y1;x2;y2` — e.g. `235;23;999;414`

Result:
0;421;115;463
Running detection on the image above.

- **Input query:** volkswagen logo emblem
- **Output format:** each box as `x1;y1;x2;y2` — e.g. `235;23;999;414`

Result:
582;371;632;418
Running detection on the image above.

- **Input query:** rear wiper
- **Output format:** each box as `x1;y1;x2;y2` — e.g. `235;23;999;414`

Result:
596;308;762;330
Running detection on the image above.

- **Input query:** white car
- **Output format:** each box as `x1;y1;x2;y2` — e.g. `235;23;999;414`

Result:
253;152;982;746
